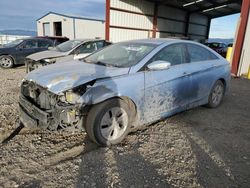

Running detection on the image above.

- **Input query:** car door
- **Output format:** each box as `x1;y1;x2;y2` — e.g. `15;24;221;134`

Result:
185;43;220;106
13;39;39;64
143;43;191;122
73;41;98;60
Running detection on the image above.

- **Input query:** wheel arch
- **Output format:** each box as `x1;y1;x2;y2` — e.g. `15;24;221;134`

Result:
81;95;138;122
217;78;227;94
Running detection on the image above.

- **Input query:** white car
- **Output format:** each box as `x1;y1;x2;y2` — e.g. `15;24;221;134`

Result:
25;39;111;72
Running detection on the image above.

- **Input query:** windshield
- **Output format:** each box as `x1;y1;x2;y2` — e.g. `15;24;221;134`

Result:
56;40;82;52
3;39;23;47
84;42;156;68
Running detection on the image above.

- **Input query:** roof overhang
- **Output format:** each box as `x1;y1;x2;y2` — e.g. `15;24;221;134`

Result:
147;0;242;18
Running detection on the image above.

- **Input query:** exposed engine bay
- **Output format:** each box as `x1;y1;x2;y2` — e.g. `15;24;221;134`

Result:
19;80;89;131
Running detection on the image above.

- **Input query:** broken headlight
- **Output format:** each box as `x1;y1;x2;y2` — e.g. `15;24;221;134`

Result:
44;58;56;63
60;90;80;104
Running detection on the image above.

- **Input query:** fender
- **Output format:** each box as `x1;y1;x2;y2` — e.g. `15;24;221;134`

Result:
78;85;120;105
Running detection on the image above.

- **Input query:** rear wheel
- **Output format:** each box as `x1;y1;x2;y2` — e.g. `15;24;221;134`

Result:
207;80;225;108
0;55;14;68
85;98;132;146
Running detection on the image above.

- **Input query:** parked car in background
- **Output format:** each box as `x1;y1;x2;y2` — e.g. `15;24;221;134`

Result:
0;37;67;68
36;36;69;46
19;39;230;146
205;42;228;57
25;39;112;72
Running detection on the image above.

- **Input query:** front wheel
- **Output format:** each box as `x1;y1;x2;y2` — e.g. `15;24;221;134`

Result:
207;80;225;108
0;55;14;68
85;99;132;146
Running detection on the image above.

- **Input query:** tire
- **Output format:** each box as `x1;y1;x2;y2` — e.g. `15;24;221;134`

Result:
206;80;225;108
0;55;14;68
85;98;132;146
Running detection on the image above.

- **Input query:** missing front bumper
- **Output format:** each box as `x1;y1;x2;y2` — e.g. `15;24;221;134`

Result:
19;95;49;129
19;95;83;131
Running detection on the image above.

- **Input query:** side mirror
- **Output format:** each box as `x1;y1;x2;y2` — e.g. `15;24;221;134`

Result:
147;60;171;71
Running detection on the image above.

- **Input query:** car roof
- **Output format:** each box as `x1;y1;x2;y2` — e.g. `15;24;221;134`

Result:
36;36;69;39
72;38;107;42
22;37;53;40
121;38;191;46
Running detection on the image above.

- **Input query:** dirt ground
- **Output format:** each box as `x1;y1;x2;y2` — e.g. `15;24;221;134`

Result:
0;66;249;188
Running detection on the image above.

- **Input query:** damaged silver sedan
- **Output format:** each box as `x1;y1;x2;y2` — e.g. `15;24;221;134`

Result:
25;39;111;72
19;39;230;146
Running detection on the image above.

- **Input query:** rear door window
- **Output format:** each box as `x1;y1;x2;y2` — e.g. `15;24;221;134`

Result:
95;41;105;49
38;39;53;48
187;44;218;63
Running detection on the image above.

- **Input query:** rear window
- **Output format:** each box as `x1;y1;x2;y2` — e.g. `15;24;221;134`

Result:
187;44;219;63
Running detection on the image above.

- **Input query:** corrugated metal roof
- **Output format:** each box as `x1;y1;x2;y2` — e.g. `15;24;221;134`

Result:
147;0;242;18
37;12;105;22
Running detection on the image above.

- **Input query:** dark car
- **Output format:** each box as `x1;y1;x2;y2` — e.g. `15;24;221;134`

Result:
0;37;67;68
205;42;228;57
35;36;69;46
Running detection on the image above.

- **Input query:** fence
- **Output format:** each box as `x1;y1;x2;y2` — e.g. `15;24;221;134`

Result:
0;34;30;46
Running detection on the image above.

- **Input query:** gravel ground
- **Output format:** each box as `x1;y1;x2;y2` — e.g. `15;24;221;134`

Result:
0;66;249;188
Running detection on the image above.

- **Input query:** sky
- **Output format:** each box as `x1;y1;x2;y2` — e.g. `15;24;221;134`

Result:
0;0;105;31
0;0;240;39
209;13;240;39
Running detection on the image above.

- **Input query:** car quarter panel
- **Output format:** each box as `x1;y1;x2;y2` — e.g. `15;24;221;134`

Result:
187;59;230;107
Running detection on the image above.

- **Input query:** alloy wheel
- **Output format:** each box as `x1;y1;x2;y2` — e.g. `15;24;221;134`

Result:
100;107;128;141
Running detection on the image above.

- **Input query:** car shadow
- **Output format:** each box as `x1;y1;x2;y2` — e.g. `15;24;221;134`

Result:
171;79;250;187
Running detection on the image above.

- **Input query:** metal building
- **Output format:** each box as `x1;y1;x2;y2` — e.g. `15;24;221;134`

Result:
37;12;105;40
105;0;242;42
105;0;250;77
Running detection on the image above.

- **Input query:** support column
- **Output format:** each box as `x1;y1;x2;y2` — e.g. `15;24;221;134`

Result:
105;0;110;41
206;18;211;39
152;3;158;38
231;0;250;75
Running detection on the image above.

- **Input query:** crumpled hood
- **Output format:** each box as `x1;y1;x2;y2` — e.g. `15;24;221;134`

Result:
25;60;129;94
27;50;68;61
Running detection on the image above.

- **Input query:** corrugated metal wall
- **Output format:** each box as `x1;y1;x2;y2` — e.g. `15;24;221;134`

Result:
110;0;153;14
157;5;186;37
108;0;210;42
110;10;153;29
188;13;209;40
109;0;154;42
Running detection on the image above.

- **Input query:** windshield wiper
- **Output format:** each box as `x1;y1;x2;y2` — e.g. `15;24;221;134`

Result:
83;60;120;68
96;61;122;68
95;61;109;66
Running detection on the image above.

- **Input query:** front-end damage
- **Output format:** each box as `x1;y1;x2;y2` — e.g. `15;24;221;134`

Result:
19;60;132;132
19;80;95;131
